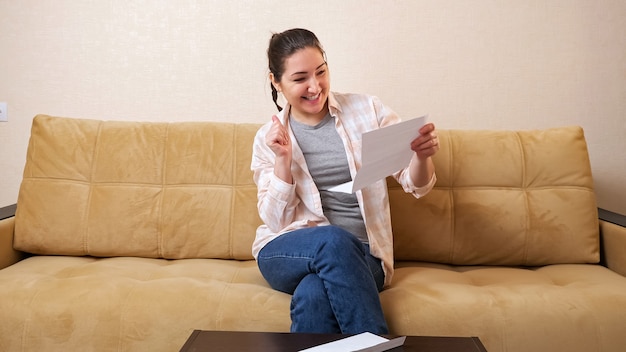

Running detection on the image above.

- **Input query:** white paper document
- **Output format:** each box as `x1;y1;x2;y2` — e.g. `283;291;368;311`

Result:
329;115;428;194
298;332;406;352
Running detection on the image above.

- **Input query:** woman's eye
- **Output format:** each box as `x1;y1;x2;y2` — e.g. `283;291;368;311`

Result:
317;70;326;76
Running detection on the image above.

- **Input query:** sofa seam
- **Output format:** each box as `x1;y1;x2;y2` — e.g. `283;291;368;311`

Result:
515;131;531;266
447;130;456;264
117;266;156;351
494;289;510;352
20;179;594;191
589;301;604;352
18;178;243;188
228;125;236;259
214;266;240;329
426;185;592;191
156;124;170;259
84;121;103;256
19;286;43;352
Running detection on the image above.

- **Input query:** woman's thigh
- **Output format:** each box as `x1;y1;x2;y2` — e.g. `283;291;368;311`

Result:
257;226;384;293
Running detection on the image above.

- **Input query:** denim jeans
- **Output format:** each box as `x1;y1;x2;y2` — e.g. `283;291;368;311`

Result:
257;225;388;334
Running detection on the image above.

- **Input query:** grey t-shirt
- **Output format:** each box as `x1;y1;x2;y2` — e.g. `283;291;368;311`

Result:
289;114;368;243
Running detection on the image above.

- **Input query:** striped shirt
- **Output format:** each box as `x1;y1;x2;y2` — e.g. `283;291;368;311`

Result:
251;92;436;286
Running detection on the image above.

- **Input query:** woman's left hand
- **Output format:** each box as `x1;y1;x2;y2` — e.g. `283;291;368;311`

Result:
410;123;440;160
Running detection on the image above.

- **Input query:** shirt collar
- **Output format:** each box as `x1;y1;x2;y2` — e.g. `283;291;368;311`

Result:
328;92;342;116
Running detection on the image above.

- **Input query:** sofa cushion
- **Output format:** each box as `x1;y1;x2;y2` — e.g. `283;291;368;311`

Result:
0;256;290;351
382;262;626;352
14;115;262;260
390;126;599;265
2;257;625;352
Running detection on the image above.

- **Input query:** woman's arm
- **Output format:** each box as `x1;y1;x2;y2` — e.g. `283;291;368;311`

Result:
408;122;439;188
251;121;299;233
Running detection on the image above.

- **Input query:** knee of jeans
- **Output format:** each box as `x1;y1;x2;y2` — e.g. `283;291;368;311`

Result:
317;226;364;253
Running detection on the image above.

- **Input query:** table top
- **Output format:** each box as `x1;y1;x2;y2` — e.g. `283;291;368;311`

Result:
179;330;488;352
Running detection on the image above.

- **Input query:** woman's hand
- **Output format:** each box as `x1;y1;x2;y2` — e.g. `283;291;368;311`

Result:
266;116;292;158
410;122;439;160
265;116;293;184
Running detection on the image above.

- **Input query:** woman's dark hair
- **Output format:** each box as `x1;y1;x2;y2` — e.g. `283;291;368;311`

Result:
267;28;326;111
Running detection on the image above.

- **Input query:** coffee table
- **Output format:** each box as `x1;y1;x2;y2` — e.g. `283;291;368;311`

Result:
179;330;488;351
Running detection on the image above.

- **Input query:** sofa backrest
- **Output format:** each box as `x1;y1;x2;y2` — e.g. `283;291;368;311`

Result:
15;115;261;260
390;127;599;265
15;115;599;265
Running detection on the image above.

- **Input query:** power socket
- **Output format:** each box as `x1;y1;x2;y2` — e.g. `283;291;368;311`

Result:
0;102;7;122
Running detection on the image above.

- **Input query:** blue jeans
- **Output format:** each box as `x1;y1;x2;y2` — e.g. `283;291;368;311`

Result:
257;225;388;334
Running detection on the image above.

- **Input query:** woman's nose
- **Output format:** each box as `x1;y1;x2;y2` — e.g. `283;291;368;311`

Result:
308;77;320;91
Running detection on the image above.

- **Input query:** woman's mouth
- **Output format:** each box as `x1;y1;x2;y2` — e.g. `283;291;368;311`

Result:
302;93;321;101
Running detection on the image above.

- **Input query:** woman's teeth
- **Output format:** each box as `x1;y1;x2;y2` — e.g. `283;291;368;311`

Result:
303;94;320;101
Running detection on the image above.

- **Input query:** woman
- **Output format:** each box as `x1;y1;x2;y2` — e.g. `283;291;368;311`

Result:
251;28;439;334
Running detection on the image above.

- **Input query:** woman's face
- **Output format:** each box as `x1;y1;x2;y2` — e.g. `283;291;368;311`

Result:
272;47;330;124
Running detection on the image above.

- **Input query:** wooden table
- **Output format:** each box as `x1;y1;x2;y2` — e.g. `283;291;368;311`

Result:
180;330;488;352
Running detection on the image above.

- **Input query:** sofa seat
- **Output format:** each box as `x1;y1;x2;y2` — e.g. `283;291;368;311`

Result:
0;255;290;351
384;262;626;351
2;255;625;351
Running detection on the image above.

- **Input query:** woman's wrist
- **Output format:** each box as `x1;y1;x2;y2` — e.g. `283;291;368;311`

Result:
274;156;293;184
409;155;435;188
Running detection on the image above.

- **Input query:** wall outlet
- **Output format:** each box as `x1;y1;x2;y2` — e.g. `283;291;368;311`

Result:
0;102;7;122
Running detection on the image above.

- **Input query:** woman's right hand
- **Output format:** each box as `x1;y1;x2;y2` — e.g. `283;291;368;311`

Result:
266;115;291;157
265;116;293;183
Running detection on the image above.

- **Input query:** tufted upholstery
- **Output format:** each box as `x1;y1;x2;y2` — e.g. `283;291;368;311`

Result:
1;114;625;352
15;116;598;266
14;115;261;260
390;127;599;265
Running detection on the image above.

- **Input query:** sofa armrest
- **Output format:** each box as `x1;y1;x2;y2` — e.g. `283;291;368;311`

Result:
599;208;626;277
0;204;27;270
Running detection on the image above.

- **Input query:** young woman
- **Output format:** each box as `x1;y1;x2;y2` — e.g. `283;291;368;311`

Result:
251;28;439;334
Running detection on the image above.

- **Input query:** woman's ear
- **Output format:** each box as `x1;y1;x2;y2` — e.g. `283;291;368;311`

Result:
269;73;281;92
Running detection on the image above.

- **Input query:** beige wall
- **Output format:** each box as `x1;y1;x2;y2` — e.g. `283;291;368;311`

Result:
1;0;625;214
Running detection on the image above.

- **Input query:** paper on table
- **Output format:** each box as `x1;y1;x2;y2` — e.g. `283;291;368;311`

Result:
329;115;428;194
353;336;406;352
298;332;406;352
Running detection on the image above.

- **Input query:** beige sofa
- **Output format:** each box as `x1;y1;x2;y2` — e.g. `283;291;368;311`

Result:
1;114;625;352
